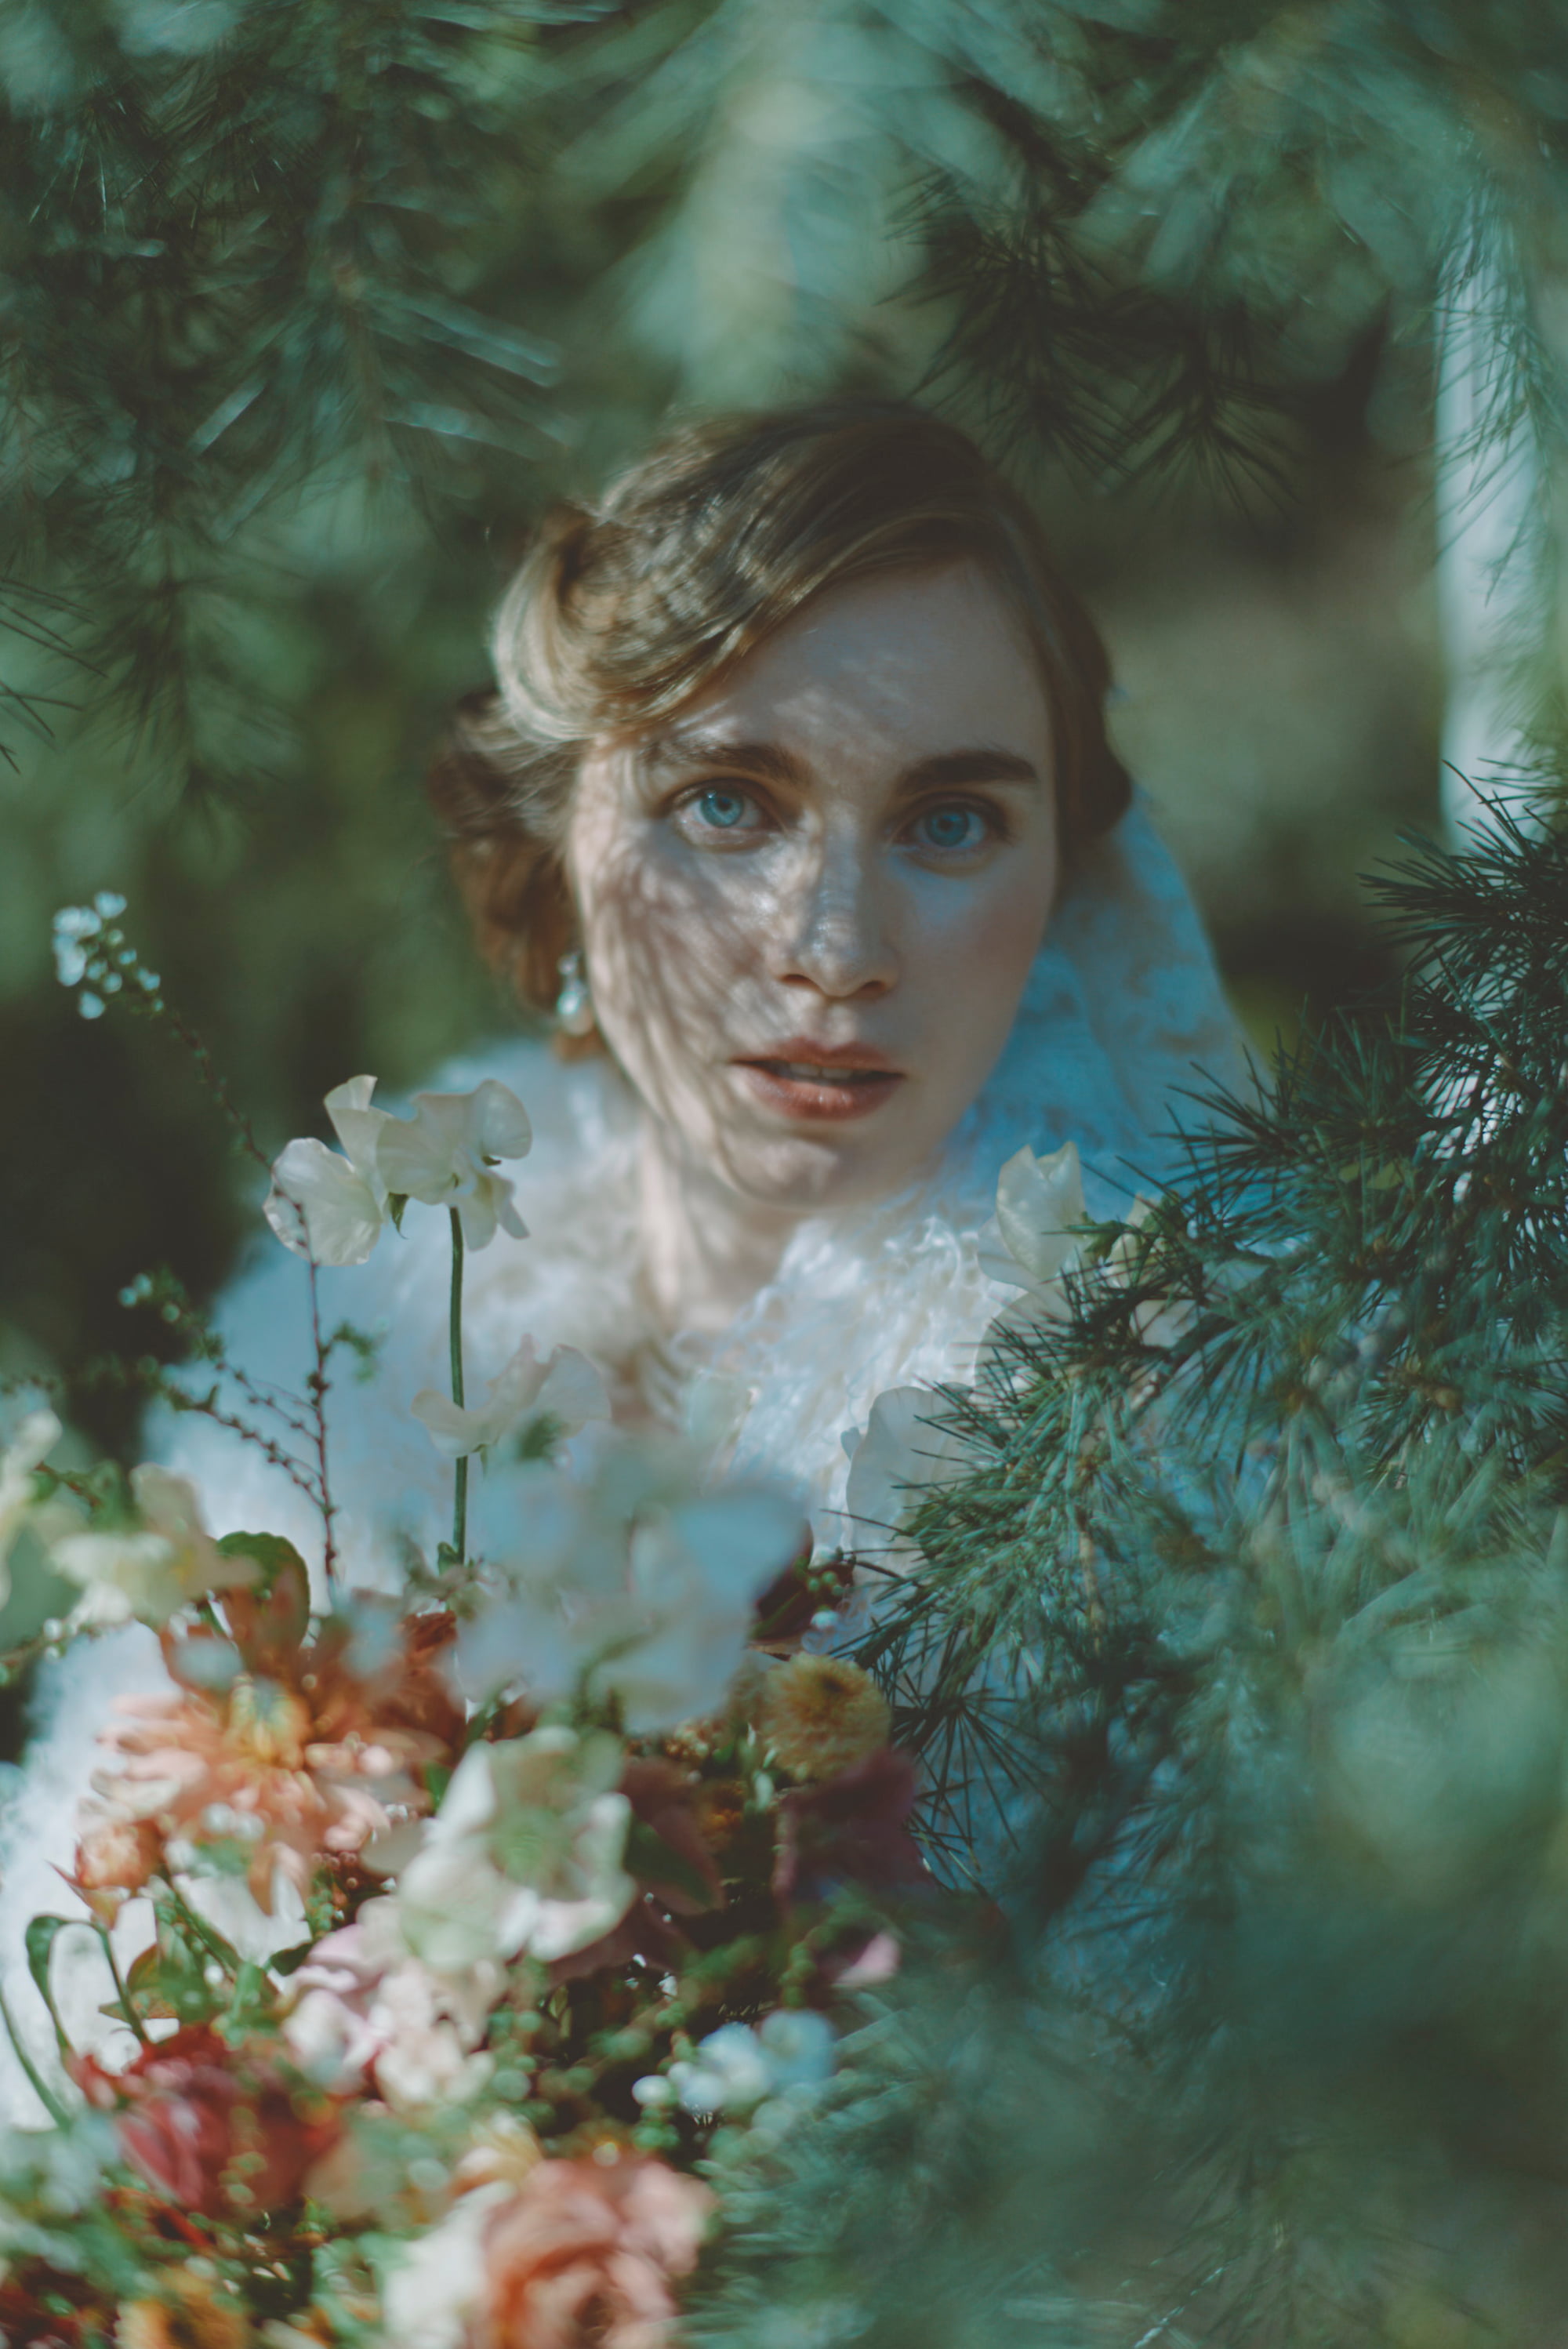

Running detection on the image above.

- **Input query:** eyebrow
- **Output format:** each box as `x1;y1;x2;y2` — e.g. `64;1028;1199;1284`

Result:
640;733;799;789
639;733;1042;794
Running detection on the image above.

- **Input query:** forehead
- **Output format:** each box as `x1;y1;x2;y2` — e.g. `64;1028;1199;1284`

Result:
649;561;1051;768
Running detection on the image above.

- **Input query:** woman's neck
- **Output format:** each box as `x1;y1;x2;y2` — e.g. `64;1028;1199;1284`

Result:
637;1123;800;1338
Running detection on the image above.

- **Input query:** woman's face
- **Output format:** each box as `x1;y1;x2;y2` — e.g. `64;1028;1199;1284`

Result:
564;561;1060;1214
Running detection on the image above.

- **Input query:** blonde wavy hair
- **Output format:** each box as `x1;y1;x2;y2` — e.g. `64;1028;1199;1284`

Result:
426;401;1131;1044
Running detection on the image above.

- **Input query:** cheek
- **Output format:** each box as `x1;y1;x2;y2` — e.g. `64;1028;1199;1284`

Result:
907;858;1056;1059
569;822;756;1091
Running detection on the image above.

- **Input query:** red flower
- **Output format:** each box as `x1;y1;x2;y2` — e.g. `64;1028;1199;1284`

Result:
772;1746;927;1904
93;2024;339;2221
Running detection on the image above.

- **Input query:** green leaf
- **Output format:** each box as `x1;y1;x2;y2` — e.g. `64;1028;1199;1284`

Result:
267;1939;318;1978
389;1193;409;1233
25;1917;79;2057
219;1960;274;2042
216;1529;307;1585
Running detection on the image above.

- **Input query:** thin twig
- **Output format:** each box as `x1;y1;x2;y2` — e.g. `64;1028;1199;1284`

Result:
305;1258;339;1603
449;1207;467;1562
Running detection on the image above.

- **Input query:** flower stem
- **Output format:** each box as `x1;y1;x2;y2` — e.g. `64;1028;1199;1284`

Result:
0;1979;69;2128
96;1924;149;2047
449;1207;467;1563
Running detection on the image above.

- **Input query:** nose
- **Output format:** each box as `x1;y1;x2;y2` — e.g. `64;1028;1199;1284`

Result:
768;827;898;1000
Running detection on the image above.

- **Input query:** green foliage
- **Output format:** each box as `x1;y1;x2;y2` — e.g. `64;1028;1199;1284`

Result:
686;798;1568;2341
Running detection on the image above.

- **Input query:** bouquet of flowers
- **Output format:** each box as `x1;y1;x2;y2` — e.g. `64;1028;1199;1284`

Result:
0;899;935;2349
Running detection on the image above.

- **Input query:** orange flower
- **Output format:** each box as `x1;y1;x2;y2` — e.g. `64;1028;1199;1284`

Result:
476;2154;713;2349
76;1607;461;1912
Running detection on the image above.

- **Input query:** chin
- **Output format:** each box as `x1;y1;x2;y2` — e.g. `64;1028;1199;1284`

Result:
717;1128;932;1215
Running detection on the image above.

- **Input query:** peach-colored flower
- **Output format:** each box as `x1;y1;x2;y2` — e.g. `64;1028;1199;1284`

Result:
65;1813;165;1923
282;1894;501;2110
76;1611;461;1912
475;2155;713;2349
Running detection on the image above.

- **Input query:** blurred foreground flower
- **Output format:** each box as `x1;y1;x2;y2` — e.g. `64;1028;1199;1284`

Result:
75;1599;460;1912
662;2008;835;2117
284;1894;500;2111
376;1079;532;1249
456;1441;804;1733
45;1466;259;1628
394;1727;636;1970
412;1335;609;1461
381;2151;712;2349
117;2269;250;2349
75;2022;339;2221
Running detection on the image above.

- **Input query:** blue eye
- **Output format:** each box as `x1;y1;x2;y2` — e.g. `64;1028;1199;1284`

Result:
915;804;987;852
695;788;752;830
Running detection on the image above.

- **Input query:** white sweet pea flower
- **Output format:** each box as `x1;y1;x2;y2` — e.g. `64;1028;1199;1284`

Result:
975;1139;1093;1365
844;1385;976;1559
0;1407;62;1607
411;1336;609;1462
44;1465;259;1628
978;1138;1087;1296
375;1080;532;1251
612;1491;802;1731
662;2008;835;2117
264;1075;394;1266
395;1726;635;1970
454;1441;803;1734
1104;1196;1196;1352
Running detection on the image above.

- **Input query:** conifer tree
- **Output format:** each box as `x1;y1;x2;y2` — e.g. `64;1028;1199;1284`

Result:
686;796;1568;2344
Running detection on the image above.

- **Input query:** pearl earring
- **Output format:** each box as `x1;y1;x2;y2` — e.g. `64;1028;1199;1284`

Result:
555;948;596;1037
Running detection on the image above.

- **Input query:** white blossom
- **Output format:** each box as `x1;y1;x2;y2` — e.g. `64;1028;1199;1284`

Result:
661;2008;835;2117
375;1079;532;1251
264;1075;394;1266
411;1336;608;1462
844;1385;975;1560
51;893;126;988
394;1727;636;1970
974;1137;1099;1372
0;1407;61;1609
455;1439;803;1733
283;1896;499;2112
44;1465;258;1628
1104;1196;1196;1351
378;2181;503;2349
